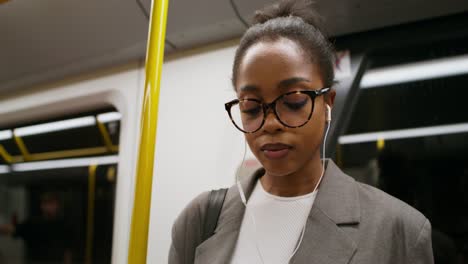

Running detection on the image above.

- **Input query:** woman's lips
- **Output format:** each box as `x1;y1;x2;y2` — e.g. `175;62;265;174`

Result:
261;143;292;159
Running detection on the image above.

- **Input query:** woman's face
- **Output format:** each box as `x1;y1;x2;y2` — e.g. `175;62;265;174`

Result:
235;38;335;177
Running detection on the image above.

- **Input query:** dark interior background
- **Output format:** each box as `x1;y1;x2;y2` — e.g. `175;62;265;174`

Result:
337;22;468;264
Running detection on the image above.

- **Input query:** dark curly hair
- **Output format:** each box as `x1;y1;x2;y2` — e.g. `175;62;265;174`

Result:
232;0;335;89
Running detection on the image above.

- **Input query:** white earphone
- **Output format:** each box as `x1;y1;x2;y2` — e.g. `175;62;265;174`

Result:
326;104;332;122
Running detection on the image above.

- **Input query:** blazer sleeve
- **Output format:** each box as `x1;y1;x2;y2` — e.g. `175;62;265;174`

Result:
168;191;210;264
409;219;434;264
168;223;182;264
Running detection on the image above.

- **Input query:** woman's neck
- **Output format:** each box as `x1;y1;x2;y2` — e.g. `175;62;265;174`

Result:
260;153;324;197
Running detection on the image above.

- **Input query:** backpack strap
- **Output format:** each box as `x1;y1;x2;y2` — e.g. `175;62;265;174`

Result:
202;188;228;242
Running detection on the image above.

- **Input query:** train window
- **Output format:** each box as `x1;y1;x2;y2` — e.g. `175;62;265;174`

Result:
338;46;468;264
0;109;120;264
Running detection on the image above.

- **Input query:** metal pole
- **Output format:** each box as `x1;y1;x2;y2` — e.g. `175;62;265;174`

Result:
128;0;168;263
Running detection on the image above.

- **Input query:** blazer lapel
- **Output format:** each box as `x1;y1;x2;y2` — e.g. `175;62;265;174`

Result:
291;160;360;264
289;206;357;264
193;225;241;264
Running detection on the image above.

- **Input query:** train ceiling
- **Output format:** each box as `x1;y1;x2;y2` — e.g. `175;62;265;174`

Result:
0;0;467;94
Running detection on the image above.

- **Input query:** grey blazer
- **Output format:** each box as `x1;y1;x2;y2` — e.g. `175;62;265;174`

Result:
169;160;434;264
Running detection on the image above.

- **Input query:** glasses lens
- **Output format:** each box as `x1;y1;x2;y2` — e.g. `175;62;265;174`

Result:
230;100;264;132
276;92;313;127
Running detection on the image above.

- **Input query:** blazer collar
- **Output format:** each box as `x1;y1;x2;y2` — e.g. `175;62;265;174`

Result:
194;159;360;264
313;159;360;225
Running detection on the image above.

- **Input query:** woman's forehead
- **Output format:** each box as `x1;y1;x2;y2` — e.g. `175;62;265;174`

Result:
240;38;307;70
236;39;323;95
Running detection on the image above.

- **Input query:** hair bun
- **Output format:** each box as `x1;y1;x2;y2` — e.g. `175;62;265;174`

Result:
253;0;324;31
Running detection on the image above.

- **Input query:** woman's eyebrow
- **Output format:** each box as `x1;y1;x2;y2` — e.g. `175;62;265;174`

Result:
240;84;259;92
277;77;310;89
239;77;310;92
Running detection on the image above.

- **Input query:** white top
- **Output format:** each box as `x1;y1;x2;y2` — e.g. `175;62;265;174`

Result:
230;181;318;264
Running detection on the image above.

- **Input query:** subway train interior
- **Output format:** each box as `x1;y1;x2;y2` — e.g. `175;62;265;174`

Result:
1;0;468;263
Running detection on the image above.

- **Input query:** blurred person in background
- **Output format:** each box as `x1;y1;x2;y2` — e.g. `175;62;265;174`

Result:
0;192;72;264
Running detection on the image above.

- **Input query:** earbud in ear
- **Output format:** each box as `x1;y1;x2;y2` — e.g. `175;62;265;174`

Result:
326;104;332;122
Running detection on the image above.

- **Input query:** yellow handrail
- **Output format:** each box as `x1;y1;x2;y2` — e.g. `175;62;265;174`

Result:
128;0;168;263
96;119;117;152
0;144;14;163
30;146;110;160
1;114;120;164
13;135;31;161
1;146;116;164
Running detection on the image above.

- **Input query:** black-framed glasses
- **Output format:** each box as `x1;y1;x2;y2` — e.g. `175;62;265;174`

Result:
225;87;330;133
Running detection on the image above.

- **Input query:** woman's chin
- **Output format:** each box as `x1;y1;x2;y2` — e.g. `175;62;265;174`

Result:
261;161;296;177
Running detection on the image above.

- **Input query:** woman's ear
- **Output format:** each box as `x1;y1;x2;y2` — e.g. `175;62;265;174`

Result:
326;88;336;108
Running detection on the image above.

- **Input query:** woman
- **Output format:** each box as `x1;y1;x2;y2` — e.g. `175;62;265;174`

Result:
169;0;433;263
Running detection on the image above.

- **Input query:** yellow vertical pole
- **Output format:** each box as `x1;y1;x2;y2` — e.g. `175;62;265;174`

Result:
86;165;97;264
377;138;385;152
128;0;168;263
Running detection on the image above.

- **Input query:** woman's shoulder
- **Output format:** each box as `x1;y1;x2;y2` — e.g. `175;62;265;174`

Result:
173;185;238;228
348;180;433;261
355;181;427;223
170;191;212;263
353;180;431;249
172;191;211;232
331;161;428;229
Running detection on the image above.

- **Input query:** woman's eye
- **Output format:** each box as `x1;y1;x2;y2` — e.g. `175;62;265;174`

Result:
241;106;262;116
283;99;307;110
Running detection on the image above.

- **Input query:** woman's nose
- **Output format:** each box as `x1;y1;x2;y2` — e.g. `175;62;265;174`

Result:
262;109;284;133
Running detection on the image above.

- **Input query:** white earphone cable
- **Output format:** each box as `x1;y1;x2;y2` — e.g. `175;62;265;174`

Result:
288;118;331;261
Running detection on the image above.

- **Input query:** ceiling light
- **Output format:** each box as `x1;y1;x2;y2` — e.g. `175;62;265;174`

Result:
0;130;13;141
339;122;468;144
0;165;10;174
14;116;96;137
97;112;122;123
12;155;119;172
361;54;468;88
